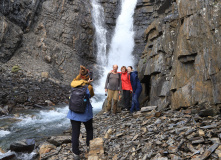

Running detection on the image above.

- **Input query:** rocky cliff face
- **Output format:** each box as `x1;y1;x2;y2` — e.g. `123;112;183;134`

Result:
0;0;95;110
0;0;94;84
138;0;221;111
134;0;175;64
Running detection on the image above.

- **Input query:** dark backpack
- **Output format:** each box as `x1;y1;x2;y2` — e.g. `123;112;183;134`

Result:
69;85;88;113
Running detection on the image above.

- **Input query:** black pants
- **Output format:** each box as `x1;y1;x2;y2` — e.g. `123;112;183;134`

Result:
123;90;131;110
71;119;93;155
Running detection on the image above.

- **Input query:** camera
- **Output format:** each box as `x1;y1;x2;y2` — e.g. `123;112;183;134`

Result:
89;71;93;80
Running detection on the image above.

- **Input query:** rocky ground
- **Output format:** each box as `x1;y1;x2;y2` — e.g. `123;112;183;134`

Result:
2;105;221;160
0;65;70;115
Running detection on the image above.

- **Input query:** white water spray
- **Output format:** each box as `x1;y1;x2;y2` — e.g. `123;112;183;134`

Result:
108;0;137;68
91;0;108;96
91;0;107;66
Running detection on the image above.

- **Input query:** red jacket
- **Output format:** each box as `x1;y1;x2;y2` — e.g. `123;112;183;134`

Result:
121;72;132;91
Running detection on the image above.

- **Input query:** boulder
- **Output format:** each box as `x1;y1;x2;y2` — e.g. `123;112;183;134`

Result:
10;139;35;153
41;72;49;79
39;142;56;159
198;108;217;117
104;128;113;139
47;136;71;146
0;148;5;154
0;151;16;160
141;106;157;112
88;138;104;159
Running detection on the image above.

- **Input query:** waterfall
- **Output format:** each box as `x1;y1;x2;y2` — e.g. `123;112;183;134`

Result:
90;0;108;110
108;0;137;68
91;0;107;66
91;0;137;110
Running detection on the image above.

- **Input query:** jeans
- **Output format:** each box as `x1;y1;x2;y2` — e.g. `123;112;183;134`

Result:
71;119;93;155
130;92;141;113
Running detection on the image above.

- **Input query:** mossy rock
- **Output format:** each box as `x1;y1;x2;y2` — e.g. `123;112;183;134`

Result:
11;65;20;73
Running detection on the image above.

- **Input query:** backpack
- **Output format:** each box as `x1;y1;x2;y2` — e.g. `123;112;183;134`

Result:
69;85;88;113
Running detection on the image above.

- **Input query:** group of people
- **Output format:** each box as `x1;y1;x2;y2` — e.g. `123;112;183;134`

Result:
66;65;142;159
105;64;142;114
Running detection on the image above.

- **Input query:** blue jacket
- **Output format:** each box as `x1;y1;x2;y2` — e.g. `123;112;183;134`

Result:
67;88;93;122
130;71;142;94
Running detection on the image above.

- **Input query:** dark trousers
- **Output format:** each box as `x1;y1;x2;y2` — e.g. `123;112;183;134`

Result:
123;90;131;110
71;119;93;155
130;89;142;113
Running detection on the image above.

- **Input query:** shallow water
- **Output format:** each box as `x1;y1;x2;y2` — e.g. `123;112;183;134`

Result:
0;94;104;151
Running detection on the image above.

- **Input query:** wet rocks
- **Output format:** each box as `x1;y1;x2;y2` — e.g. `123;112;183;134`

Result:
0;105;13;116
0;151;16;160
10;139;35;153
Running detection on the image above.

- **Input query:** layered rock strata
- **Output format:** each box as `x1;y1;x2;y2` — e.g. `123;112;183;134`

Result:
138;0;221;111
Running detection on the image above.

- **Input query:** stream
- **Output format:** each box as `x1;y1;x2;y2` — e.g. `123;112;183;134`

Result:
0;94;104;151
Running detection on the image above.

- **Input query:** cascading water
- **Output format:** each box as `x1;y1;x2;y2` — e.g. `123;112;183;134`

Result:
90;0;108;110
91;0;107;66
0;105;70;159
108;0;137;68
92;0;138;100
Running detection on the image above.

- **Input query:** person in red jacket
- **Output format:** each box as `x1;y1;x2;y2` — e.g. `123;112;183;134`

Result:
120;66;133;111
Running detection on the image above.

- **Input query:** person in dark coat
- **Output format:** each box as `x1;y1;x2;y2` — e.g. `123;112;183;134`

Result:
127;66;142;113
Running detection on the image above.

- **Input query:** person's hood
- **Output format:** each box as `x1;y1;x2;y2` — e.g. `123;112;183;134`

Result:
71;80;89;88
131;71;138;75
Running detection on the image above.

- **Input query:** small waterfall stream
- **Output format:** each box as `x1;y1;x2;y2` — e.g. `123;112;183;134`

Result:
0;105;70;159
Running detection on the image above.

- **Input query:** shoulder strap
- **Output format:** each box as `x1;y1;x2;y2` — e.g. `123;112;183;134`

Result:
83;85;88;98
107;73;111;84
84;84;88;89
118;73;121;88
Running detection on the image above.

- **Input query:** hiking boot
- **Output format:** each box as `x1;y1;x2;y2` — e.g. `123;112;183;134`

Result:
72;153;80;160
122;108;127;111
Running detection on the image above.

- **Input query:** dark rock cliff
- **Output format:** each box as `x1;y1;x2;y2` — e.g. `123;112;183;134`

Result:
0;0;94;84
137;0;221;111
0;0;95;110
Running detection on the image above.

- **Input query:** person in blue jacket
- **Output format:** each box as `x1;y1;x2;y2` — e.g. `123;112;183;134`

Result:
67;79;94;160
127;66;142;113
